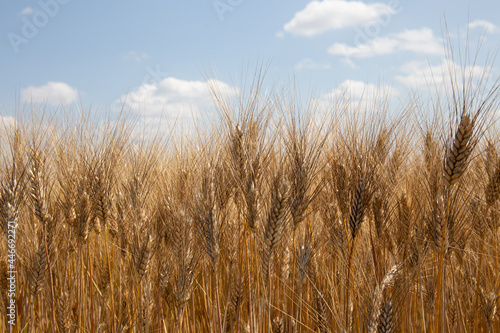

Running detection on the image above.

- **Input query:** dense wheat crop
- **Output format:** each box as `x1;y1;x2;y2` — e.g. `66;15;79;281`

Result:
1;50;500;332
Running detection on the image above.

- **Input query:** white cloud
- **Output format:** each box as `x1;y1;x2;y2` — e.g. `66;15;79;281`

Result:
115;77;238;120
316;80;398;116
395;60;440;88
395;59;488;89
283;0;394;37
0;117;18;150
21;82;79;105
294;58;331;70
19;7;34;15
322;79;398;102
468;20;500;34
340;57;358;69
329;27;443;58
0;116;17;129
122;51;149;62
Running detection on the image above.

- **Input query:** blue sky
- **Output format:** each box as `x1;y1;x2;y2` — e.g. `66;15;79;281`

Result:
1;0;499;129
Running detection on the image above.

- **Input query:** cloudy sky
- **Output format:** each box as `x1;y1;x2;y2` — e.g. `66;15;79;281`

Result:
1;0;499;127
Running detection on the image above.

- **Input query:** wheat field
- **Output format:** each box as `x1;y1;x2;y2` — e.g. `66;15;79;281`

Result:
1;51;500;333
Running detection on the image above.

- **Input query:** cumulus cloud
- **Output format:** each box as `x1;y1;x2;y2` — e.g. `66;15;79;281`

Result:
0;116;17;129
294;58;331;70
329;27;443;58
322;79;398;102
315;79;398;116
283;0;394;37
19;7;34;15
395;59;488;89
115;77;238;120
21;82;79;105
468;20;500;34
